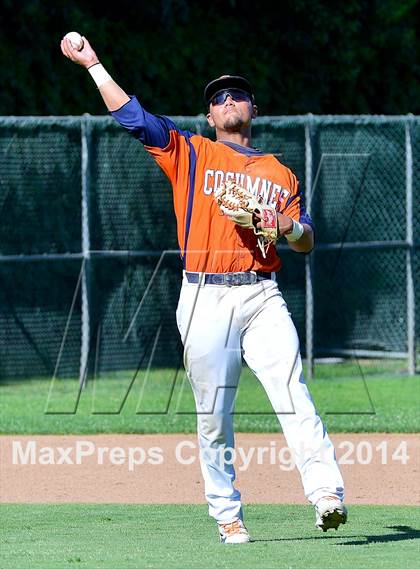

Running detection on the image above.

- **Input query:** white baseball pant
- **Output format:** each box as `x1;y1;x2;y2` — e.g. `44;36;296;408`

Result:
176;273;344;523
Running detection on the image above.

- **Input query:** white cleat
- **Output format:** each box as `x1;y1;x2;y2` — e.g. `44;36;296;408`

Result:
218;519;250;544
315;496;348;532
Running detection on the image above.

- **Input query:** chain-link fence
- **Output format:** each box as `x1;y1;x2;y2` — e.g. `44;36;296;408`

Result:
0;114;418;381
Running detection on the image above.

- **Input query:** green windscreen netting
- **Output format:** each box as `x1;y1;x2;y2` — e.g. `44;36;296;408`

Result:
0;114;418;380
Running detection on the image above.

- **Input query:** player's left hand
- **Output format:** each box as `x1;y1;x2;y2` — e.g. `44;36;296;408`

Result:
254;212;293;237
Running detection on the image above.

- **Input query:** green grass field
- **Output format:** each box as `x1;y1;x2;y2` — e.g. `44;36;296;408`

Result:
1;360;419;434
1;504;419;569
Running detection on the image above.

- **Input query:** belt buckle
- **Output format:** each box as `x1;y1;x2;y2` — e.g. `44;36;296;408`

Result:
224;272;256;286
225;272;242;286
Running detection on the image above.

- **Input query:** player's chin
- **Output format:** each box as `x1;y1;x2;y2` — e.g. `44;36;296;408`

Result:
223;116;245;131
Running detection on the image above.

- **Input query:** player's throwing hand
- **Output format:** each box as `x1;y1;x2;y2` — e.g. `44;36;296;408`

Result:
60;35;99;69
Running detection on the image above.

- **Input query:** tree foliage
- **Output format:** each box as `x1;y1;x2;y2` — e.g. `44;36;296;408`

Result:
0;0;418;115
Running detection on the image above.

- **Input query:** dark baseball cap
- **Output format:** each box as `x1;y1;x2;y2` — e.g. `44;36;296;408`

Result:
204;75;255;106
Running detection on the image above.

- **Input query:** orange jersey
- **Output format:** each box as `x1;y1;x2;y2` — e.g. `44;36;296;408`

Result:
112;96;313;273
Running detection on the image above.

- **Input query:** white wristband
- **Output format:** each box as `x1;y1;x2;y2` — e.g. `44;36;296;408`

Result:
285;220;304;242
88;63;112;88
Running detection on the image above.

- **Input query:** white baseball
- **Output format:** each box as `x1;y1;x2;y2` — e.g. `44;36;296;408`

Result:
64;31;84;51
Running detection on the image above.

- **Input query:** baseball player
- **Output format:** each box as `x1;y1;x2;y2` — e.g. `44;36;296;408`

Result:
61;35;347;544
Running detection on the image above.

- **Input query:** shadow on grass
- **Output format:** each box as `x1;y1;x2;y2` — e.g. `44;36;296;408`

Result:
337;525;420;546
252;525;420;545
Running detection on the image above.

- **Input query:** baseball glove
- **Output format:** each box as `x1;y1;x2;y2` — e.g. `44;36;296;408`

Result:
214;181;278;257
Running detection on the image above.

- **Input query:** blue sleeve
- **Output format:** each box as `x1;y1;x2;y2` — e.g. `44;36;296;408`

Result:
110;96;177;148
284;191;315;230
299;208;314;230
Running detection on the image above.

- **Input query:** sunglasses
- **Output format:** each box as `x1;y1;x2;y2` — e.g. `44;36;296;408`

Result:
210;89;251;106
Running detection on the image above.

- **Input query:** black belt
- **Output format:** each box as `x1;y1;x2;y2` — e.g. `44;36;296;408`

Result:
185;271;272;286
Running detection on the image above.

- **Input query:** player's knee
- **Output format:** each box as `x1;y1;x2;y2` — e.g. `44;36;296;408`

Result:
198;414;233;443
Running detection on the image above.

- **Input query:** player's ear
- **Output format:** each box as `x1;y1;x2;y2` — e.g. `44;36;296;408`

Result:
206;111;215;128
252;104;258;119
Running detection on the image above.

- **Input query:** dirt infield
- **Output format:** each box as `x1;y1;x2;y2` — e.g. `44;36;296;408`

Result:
1;433;418;505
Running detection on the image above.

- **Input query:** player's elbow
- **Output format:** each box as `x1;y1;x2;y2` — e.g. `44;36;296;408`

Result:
302;219;315;251
302;228;314;253
298;240;314;254
288;225;314;254
301;242;314;254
